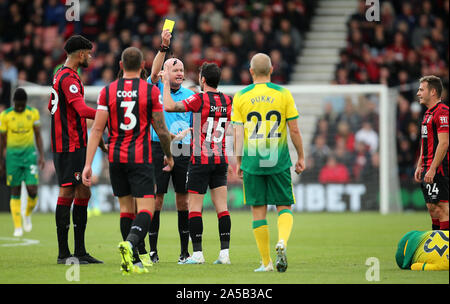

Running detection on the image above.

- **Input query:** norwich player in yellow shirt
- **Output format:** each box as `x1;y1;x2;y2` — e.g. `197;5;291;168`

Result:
232;53;305;272
0;88;44;237
396;230;449;271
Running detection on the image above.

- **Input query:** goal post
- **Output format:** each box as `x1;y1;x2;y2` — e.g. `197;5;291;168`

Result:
219;84;400;214
23;83;401;214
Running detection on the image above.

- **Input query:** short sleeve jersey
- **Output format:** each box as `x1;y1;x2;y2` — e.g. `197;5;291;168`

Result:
182;91;232;165
48;66;88;153
148;78;194;145
0;106;40;155
231;82;299;175
97;78;162;164
421;102;449;177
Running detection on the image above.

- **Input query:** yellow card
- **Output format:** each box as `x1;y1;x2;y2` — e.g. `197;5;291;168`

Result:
163;19;175;33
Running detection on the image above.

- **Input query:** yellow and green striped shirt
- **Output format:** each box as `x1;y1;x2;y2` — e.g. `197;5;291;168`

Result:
231;82;299;175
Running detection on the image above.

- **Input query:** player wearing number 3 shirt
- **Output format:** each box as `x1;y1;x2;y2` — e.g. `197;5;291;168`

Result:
163;62;233;265
414;76;449;231
83;47;174;274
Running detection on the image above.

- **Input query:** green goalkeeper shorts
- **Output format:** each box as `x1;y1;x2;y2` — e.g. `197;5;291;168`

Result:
6;151;39;187
243;168;295;206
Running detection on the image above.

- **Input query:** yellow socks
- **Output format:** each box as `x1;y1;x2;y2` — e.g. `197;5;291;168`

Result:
277;209;293;246
25;196;37;217
10;196;22;229
253;219;271;266
253;210;293;266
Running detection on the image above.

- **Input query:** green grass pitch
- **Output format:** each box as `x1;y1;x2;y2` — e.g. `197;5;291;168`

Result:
0;211;448;284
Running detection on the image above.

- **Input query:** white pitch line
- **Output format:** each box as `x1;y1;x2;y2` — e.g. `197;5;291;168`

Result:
0;237;40;247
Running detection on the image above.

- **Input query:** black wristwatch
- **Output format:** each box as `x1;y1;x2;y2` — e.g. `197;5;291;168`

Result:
159;44;170;52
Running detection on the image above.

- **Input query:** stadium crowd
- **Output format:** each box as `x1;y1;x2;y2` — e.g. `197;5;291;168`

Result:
0;0;448;190
323;0;449;184
0;0;315;111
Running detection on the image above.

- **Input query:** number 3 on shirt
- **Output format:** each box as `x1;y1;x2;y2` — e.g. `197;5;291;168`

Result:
120;101;137;130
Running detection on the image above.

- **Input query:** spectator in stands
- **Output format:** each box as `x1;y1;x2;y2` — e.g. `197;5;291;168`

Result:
0;56;18;86
321;102;339;130
411;14;431;50
0;1;316;88
360;151;380;185
403;50;422;81
355;121;378;153
310;134;331;171
270;49;290;84
276;19;302;54
318;154;350;184
397;137;415;181
312;118;334;149
94;68;114;86
370;24;388;55
396;94;412;137
335;121;355;152
351;141;370;182
337;99;361;133
0;71;11;112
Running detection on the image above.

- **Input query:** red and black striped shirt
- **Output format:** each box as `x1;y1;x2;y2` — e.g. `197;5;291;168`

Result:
420;102;449;177
97;78;162;164
182;91;232;165
49;66;90;152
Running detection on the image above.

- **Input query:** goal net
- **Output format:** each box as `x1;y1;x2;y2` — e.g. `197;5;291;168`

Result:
22;84;401;214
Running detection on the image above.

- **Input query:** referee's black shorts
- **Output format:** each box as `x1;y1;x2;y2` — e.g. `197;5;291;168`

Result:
109;162;155;198
152;141;190;194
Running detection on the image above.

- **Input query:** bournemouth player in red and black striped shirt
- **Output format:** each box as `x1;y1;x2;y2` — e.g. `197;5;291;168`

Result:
163;62;232;264
48;35;103;264
414;75;449;231
82;47;174;274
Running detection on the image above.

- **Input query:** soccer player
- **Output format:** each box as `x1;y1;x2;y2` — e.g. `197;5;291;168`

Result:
395;230;449;271
231;53;305;272
48;35;104;264
163;62;233;265
147;28;194;264
0;88;44;237
82;47;174;274
414;75;449;231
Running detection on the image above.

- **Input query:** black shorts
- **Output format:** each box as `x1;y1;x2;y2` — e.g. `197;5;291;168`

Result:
152;141;189;194
109;162;155;198
420;173;449;204
53;148;86;187
186;163;228;195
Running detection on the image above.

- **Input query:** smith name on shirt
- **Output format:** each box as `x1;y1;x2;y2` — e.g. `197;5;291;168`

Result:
210;105;227;113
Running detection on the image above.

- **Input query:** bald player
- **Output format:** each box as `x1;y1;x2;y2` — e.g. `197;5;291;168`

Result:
146;28;194;264
232;53;305;272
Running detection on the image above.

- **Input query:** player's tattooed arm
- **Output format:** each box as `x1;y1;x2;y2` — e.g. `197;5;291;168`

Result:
161;77;187;112
151;111;172;158
166;100;186;112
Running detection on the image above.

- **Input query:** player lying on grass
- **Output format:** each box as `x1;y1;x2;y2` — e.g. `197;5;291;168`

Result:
396;230;449;271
